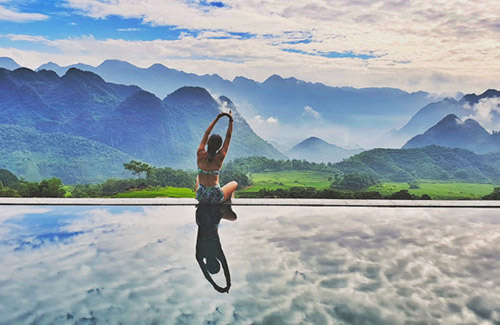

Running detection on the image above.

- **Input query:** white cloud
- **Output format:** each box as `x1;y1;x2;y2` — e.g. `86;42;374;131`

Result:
253;115;278;125
1;34;50;43
302;106;321;119
2;1;500;92
0;4;48;22
463;97;500;131
116;27;142;32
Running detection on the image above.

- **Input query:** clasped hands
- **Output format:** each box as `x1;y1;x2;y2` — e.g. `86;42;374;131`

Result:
217;110;233;121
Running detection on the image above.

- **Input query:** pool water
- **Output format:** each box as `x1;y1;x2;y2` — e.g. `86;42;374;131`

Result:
0;206;499;324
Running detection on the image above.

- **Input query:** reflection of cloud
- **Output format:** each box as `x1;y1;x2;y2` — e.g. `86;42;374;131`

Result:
1;206;500;323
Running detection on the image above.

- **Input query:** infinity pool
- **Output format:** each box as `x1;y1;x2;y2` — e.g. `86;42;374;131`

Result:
1;206;499;324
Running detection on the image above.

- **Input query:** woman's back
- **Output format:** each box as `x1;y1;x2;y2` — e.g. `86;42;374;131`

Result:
197;151;224;187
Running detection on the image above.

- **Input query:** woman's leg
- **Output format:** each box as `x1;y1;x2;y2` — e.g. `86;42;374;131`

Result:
221;181;238;201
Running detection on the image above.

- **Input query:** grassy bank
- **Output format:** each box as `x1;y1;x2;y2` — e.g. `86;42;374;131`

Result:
367;181;496;200
112;186;195;198
237;171;332;197
238;171;498;199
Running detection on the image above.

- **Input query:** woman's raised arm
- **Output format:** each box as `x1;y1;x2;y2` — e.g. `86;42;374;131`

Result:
220;111;233;156
198;113;224;152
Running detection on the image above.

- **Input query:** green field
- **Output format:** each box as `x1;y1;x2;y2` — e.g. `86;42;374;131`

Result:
113;186;195;198
367;181;497;200
238;171;498;199
238;170;332;196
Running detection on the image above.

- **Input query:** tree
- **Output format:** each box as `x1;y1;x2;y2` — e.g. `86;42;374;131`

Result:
483;187;500;200
331;173;378;191
0;169;19;187
123;160;152;179
390;190;415;200
38;178;66;197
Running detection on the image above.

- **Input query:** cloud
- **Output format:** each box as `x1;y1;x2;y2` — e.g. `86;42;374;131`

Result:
3;1;500;92
116;27;143;32
302;106;321;119
253;115;278;124
1;34;51;43
0;4;48;22
463;97;500;131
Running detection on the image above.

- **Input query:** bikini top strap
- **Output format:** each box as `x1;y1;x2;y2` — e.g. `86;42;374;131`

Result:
198;167;220;176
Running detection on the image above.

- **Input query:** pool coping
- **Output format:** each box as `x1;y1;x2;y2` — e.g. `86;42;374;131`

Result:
0;198;499;208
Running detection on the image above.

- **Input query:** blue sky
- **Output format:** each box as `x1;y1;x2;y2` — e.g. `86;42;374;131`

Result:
0;0;499;93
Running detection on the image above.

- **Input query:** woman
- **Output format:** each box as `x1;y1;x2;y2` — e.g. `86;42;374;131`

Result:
196;110;238;204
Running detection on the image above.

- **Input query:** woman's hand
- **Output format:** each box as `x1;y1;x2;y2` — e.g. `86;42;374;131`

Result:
221;110;233;121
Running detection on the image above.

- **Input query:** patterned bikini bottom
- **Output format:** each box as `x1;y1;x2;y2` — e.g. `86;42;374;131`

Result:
196;184;224;204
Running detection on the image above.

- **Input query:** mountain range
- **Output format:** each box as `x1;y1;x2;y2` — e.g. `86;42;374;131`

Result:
397;89;500;136
0;66;285;183
336;145;500;182
33;58;435;138
403;114;500;154
287;137;363;163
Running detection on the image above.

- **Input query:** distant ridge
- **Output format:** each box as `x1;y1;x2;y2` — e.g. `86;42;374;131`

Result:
403;114;500;154
0;57;20;70
288;136;363;163
398;89;500;137
32;58;434;133
336;145;500;182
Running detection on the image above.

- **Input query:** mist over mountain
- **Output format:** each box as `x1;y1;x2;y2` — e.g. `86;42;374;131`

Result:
35;59;436;147
0;67;285;181
288;136;363;163
403;114;500;154
398;89;500;136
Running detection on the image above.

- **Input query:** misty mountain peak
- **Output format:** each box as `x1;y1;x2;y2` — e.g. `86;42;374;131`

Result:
118;90;163;112
219;95;235;109
403;113;491;152
301;136;329;145
480;89;500;98
147;63;171;72
263;74;284;84
125;89;162;104
38;61;62;70
437;113;461;125
0;57;20;70
289;136;362;163
98;59;137;70
164;86;216;106
460;88;500;105
11;67;38;81
63;68;106;84
36;69;60;82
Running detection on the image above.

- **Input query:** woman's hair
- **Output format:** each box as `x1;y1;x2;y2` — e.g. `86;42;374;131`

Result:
207;134;223;162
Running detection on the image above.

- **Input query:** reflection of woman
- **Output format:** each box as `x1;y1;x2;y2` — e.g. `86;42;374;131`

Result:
195;204;237;293
196;111;238;204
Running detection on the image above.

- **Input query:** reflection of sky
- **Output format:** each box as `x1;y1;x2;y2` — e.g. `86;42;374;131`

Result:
1;206;500;323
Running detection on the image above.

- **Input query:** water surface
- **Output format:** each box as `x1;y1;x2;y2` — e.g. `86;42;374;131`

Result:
1;206;499;324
